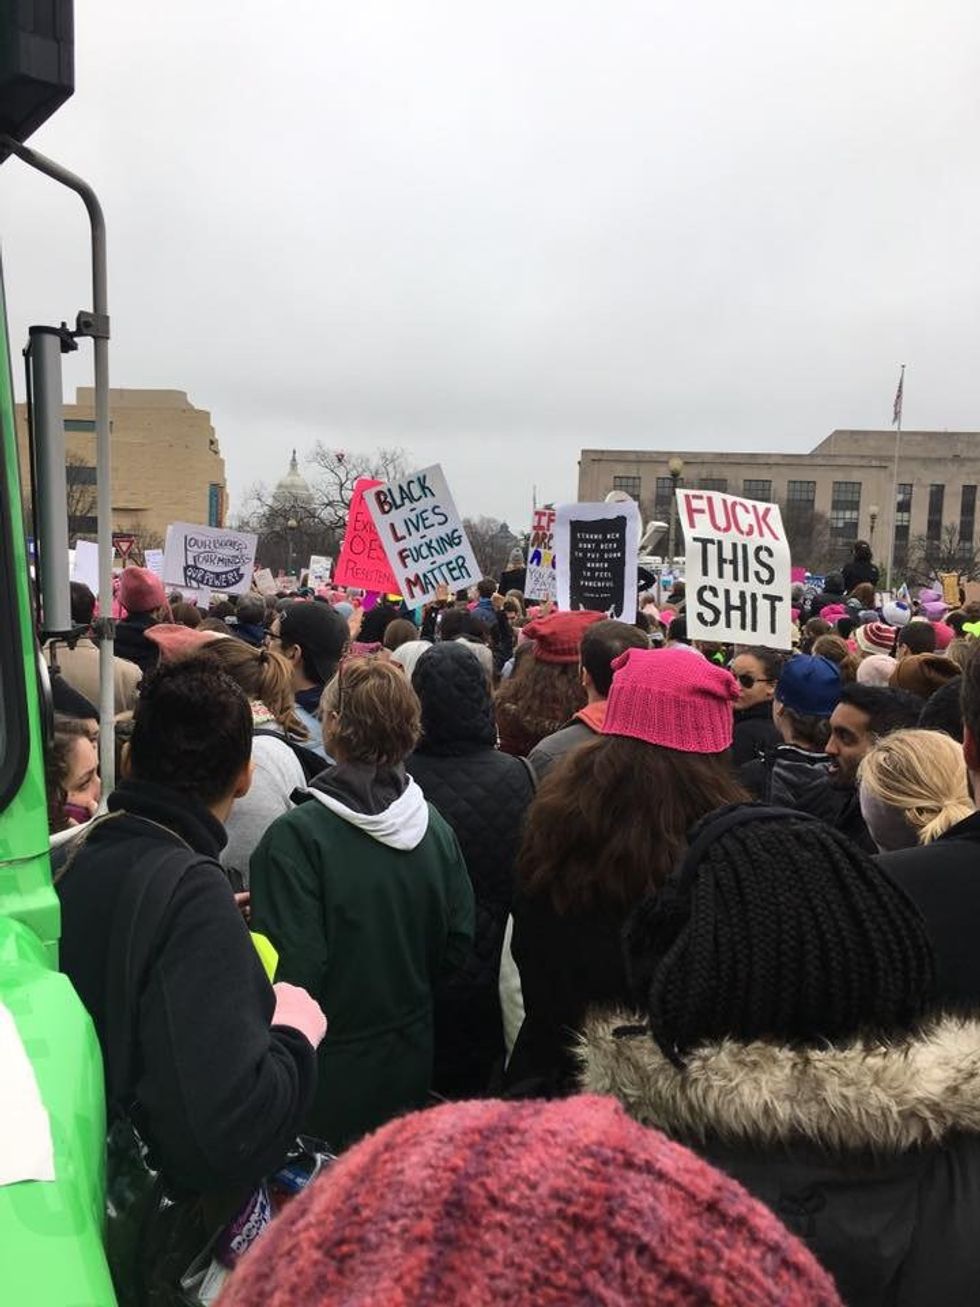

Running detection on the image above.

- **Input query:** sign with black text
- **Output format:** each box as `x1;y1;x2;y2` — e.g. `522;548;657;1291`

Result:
364;464;481;604
162;522;258;596
555;500;641;621
525;506;557;601
676;489;791;649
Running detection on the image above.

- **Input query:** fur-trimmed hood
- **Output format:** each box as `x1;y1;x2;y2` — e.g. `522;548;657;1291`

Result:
578;1011;980;1154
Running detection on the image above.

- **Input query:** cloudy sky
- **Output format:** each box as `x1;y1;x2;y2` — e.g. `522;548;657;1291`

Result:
3;2;979;529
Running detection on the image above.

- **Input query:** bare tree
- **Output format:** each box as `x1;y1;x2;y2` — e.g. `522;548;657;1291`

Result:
780;504;835;574
234;445;410;574
463;516;520;579
66;452;98;545
905;523;980;585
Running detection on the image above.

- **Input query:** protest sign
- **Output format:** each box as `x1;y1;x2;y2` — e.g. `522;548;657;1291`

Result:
525;506;557;601
555;500;641;621
364;464;481;605
144;548;164;579
162;522;257;596
676;488;791;649
939;572;961;607
71;540;100;595
308;554;332;587
252;567;277;597
333;478;401;593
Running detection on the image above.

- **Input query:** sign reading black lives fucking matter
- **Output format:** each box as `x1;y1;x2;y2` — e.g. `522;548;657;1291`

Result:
676;488;791;649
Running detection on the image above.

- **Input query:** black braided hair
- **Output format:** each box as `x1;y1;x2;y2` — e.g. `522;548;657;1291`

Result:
625;807;936;1065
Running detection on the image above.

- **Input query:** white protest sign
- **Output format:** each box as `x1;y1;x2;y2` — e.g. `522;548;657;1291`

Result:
525;506;557;601
676;488;791;649
252;567;278;597
71;540;100;595
144;548;164;579
307;554;332;587
555;500;641;621
162;523;257;597
364;464;481;605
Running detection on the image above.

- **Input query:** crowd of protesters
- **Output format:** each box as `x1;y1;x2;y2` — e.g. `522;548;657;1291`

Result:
38;537;980;1305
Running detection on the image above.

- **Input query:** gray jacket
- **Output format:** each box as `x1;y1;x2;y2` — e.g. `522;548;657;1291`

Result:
527;719;597;781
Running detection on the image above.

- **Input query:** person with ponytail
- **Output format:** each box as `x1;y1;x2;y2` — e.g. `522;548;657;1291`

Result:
578;805;980;1304
202;638;315;888
858;729;974;853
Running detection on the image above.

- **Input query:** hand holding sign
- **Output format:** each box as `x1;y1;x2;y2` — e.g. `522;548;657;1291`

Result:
676;489;791;650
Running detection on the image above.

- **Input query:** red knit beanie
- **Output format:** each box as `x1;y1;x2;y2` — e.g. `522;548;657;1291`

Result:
523;609;605;663
219;1096;840;1307
119;566;167;615
602;647;739;753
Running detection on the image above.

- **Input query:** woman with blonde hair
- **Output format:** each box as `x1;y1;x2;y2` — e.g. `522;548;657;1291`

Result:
858;728;974;853
201;638;319;887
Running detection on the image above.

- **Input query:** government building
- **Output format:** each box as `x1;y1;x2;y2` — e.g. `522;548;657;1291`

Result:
578;430;980;565
16;387;228;546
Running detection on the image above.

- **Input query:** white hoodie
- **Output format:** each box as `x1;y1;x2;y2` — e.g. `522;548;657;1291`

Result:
303;776;429;851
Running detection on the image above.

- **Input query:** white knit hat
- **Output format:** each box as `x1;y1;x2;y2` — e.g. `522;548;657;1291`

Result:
882;601;911;628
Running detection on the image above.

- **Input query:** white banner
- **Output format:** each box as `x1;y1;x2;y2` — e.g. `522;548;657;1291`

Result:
162;522;257;597
525;506;557;600
364;464;481;605
307;554;332;587
555;500;641;621
676;488;791;649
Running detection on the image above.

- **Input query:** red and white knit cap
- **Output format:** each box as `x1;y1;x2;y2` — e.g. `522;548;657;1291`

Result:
219;1096;840;1307
601;646;739;753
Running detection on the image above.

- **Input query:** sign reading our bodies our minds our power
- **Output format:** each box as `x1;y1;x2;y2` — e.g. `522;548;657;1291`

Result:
676;488;792;650
364;464;481;604
162;523;258;596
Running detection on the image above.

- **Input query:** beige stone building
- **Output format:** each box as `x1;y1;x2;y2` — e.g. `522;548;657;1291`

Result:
579;430;980;566
16;387;228;545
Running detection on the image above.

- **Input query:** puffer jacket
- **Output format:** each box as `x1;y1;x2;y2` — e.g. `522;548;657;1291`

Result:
579;1012;980;1306
407;642;536;1097
739;745;832;805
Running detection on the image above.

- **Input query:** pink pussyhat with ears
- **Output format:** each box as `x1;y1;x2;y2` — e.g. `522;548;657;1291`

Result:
602;647;739;753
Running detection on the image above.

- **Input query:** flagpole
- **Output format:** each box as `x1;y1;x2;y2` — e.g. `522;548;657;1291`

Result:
886;364;906;591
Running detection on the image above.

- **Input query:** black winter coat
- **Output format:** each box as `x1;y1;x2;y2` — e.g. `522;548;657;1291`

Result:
731;700;781;766
55;780;316;1195
793;773;875;852
114;612;161;674
739;745;832;805
880;811;980;1012
407;642;536;1097
581;1011;980;1306
842;559;880;592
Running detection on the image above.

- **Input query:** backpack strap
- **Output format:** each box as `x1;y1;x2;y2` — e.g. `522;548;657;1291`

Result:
516;754;538;792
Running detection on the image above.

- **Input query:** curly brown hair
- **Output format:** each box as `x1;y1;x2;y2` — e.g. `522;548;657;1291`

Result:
325;657;421;767
518;736;750;914
495;658;586;755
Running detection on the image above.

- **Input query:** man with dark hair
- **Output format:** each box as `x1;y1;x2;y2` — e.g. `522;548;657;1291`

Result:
232;593;268;647
527;620;649;779
270;601;350;755
880;653;980;1007
793;683;922;850
55;658;326;1203
44;580;141;713
472;578;499;627
896;621;937;659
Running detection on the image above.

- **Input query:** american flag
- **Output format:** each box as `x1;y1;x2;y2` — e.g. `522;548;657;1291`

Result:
892;368;904;426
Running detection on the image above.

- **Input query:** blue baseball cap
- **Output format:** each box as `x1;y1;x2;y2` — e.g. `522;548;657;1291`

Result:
775;655;843;718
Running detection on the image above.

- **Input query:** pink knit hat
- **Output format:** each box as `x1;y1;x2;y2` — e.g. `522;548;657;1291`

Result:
144;625;224;660
932;621;955;651
119;566;167;615
219;1097;840;1307
601;647;739;753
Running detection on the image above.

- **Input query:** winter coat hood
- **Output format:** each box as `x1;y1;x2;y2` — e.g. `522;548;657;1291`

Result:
767;745;832;805
412;641;496;754
304;763;429;850
578;1011;980;1154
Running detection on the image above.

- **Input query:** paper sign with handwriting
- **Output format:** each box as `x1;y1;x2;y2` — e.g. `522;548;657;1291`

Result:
162;523;257;596
364;464;481;605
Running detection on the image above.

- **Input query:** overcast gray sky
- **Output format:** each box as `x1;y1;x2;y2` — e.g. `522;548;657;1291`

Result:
3;1;979;530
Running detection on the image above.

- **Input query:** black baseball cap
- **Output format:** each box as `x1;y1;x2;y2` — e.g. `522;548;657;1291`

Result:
278;601;349;685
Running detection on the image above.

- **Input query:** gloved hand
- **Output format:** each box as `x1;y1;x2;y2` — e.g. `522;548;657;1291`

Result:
272;982;328;1049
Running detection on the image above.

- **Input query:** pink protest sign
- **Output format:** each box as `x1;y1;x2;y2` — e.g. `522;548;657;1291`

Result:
333;478;400;593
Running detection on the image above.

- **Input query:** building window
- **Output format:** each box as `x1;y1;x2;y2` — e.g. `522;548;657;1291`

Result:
926;484;945;542
786;480;816;506
829;481;861;541
208;483;223;528
743;479;772;501
72;516;98;536
612;475;641;500
67;463;97;485
959;485;977;548
654;476;677;517
894;483;913;545
698;478;728;492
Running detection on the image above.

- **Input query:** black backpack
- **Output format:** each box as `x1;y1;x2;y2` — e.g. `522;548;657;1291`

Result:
252;727;326;783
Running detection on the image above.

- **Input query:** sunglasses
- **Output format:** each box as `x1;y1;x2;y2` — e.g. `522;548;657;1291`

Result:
736;673;775;690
